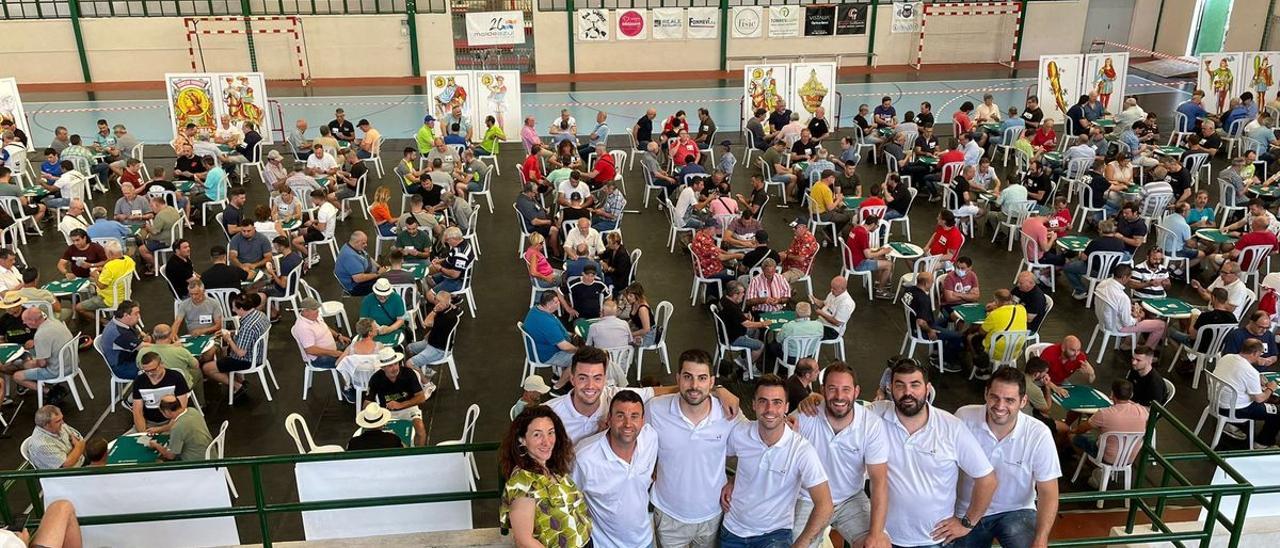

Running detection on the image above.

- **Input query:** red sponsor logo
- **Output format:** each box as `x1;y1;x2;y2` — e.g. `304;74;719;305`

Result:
619;10;645;37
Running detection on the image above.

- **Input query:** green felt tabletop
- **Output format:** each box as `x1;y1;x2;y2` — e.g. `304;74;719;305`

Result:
108;434;169;465
1052;384;1113;411
281;219;301;231
1249;186;1280;197
176;181;198;193
1156;146;1186;156
386;420;414;447
759;310;796;332
180;335;215;356
42;278;91;295
338;140;351;149
843;197;866;210
1124;185;1142;194
0;344;25;364
1056;235;1089;252
1195;228;1236;244
877;128;895;137
980;123;1001;132
217;144;233;152
887;242;922;257
22;187;48;198
918;156;938;165
1265;372;1280;384
404;262;428;280
574;318;600;339
1095;119;1116;127
1141;298;1195;317
1043;152;1062;163
953;303;987;325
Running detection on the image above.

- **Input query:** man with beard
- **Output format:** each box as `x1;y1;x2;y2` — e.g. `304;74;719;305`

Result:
952;367;1061;548
790;362;891;548
645;349;746;547
868;359;995;547
720;374;831;547
545;347;740;443
571;390;659;548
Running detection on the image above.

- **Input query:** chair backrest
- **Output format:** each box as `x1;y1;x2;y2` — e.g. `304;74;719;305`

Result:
1154;221;1181;254
860;204;888;222
284;413;315;454
1161;378;1176;406
604;346;634;386
709;303;732;346
779;335;821;366
1195;322;1237;356
1001;126;1021;144
1018;230;1042;263
940;161;963;183
517;321;544;365
1239;244;1273;275
205;288;241;326
1183;152;1209;174
54;332;80;377
627;248;642;286
651;300;673;345
1219;179;1240;208
1204;370;1241;419
249;331;270;366
390;284;419;320
1096;431;1145;467
205;420;230;459
1065;157;1092;180
901;301;926;339
989;330;1031;365
1084;251;1126;280
1139;192;1174;220
458;404;480;445
1023;342;1053;361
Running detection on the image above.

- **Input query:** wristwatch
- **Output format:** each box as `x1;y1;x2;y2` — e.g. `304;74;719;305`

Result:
959;516;976;529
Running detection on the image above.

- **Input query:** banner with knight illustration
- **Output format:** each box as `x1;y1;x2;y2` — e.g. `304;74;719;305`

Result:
742;64;789;122
1082;52;1127;116
165;72;273;144
1197;53;1242;118
1240;52;1280;109
472;70;523;143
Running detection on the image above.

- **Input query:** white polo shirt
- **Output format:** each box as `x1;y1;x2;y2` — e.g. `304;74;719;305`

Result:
867;400;993;547
792;405;889;504
1213;354;1262;409
818;291;855;331
546;386;655;443
571;425;659;548
645;394;744;523
954;404;1061;517
306;152;337;173
723;421;828;538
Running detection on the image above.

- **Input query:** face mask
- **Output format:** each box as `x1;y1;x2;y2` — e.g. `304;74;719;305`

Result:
955;268;968;276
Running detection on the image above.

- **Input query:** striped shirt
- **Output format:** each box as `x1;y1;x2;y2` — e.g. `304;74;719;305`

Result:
746;273;792;312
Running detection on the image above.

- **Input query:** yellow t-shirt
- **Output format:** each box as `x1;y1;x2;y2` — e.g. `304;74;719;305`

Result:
361;128;382;152
98;256;136;307
810;182;835;214
983;304;1028;357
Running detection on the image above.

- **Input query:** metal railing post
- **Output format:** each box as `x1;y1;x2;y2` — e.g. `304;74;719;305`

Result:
251;463;271;546
240;0;259;72
566;0;576;74
67;0;93;83
717;0;728;72
865;0;878;67
406;0;422;77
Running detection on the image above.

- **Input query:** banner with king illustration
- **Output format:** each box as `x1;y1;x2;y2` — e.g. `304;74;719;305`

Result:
742;64;789;122
165;72;273;144
426;71;475;122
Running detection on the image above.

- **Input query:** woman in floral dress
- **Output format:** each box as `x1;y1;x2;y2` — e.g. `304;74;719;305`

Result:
500;405;592;547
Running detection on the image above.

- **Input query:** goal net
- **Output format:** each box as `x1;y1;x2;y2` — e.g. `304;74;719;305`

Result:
915;1;1022;68
183;16;311;83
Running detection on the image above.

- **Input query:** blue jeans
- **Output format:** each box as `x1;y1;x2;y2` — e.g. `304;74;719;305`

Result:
433;274;463;293
1064;259;1089;294
951;509;1038;548
1227;402;1280;445
719;526;791;548
732;335;764;350
592;219;617;232
111;362;139;381
884;209;904;220
91;162;111;182
356;149;371;159
467;181;483;193
310;355;338;369
407;340;448;368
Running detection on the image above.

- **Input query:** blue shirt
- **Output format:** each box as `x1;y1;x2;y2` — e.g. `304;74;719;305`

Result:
40;160;62;179
872;105;896;126
564;257;601;279
1224;106;1251;134
1223;327;1279;358
1119;129;1140;153
85;219;131;246
1082;102;1105;121
93;132;116;150
443;134;468;146
1159;213;1192;253
523;307;568;362
1176;102;1209;132
1248;126;1275;152
678;163;706;181
205;167;227;201
1188;206;1215;225
335;244;374;291
101;320;141;367
999;118;1025;137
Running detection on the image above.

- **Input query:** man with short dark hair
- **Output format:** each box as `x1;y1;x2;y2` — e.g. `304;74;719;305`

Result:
102;300;147;380
571;389;659;548
130;352;191;433
1214;339;1280;447
1070;379;1147;466
785;357;818;413
146;395;212;461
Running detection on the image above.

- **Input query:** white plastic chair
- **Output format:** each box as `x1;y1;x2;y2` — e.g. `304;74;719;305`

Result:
997;126;1022;166
1016;231;1056;289
839;239;875;301
340;172;370;221
1073;181;1106;232
1183;153;1211;192
419;311;462;390
368;136;386;178
470;166;494;213
436;403;481;491
1070;430;1145;508
1085;307;1139;363
1168;323;1234;389
1193;370;1256;449
711;303;757;379
294;329;343;401
1154;220;1192;284
774;335;821;377
36;335;93;411
1215;178;1245;224
634;300;672;382
686;243;723;306
229;333;280;404
518;321;558;386
977;330;1031;380
284;413;344;454
299;279;352;336
900;301;945;374
92;335;133;413
886;187;918;240
94;274;134;338
205;420;239;498
1238;244;1273;294
237;141;264;184
991;200;1033;251
1083;251;1127;309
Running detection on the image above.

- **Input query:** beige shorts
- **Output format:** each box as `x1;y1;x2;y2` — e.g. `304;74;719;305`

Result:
653;506;719;548
389;406;423;422
782;269;806;282
793;491;871;547
78;295;108;311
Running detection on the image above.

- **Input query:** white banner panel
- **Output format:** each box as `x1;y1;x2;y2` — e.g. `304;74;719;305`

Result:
296;453;473;540
1244;52;1280;107
744;64;790;121
473;70;523;142
165;73;218;143
0;78;31;151
731;6;763;38
426;71;476;121
651;8;684;40
1037;55;1084;125
615;8;648;40
768;6;800;38
892;1;921;33
1205;455;1280;521
1083;52;1129;115
790;62;837;120
41;468;238;548
686;7;718;40
577;9;611;41
465;10;526;46
214;72;273;144
1199;52;1243;117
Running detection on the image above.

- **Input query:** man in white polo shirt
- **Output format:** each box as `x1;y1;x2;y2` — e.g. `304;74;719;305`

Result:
547;346;740;443
572;390;659;548
811;275;855;342
645;349;745;547
721;374;832;547
869;359;996;547
953;367;1061;548
791;362;890;548
1214;339;1280;448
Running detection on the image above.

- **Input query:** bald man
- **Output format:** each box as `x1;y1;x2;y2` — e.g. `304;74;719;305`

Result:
1040;335;1094;387
1011;271;1049;333
8;308;76;401
812;276;855;342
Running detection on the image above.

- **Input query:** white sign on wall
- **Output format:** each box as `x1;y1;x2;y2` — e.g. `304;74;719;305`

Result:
686;7;719;40
1083;52;1129;115
651;8;685;40
165;72;274;145
731;6;763;38
464;10;526;46
768;6;801;38
1037;54;1084;122
615;8;648;40
892;1;921;33
577;9;610;41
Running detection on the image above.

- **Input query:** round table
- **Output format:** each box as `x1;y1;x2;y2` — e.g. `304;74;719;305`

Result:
1194;228;1237;245
886;242;924;260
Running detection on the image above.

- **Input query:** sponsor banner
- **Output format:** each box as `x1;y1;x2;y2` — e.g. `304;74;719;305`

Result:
835;4;868;35
768;5;800;38
651;8;685;40
686;7;718;40
731;6;763;38
892;1;920;33
616;8;648;40
464;10;525;46
577;8;610;41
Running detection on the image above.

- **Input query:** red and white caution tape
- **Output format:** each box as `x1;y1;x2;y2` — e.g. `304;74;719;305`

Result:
1091;40;1199;66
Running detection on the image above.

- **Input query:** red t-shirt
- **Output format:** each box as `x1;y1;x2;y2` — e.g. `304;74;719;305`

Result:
119;170;143;192
592;154;616;185
1032;128;1056;148
929;225;963;257
953;111;974;134
1236;230;1280;254
846;225;871;265
938;149;965;166
1049;208;1072;235
1041;343;1088;385
672;140;699;166
522;155;542;184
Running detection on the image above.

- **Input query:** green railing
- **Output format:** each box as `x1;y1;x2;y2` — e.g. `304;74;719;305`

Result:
0;402;1270;547
0;442;501;547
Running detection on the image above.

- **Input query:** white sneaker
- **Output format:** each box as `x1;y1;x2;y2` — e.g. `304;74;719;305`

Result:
1088;468;1104;489
1254;442;1275;450
1223;424;1248;441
